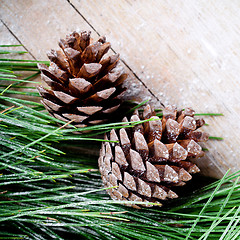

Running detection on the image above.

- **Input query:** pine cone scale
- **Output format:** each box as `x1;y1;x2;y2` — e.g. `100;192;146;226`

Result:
77;106;102;115
78;63;102;79
69;78;92;96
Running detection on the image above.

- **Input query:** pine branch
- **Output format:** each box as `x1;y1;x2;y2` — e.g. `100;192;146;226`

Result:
0;45;236;240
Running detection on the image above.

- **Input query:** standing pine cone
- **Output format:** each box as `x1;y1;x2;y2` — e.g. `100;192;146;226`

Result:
37;31;127;127
98;104;209;207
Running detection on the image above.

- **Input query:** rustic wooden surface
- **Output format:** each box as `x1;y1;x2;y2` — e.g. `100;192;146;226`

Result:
1;0;240;179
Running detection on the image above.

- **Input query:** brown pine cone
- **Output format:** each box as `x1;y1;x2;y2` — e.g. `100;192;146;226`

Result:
37;31;128;128
98;104;209;208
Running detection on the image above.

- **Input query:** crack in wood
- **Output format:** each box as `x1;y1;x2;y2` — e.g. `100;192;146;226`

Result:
0;19;37;60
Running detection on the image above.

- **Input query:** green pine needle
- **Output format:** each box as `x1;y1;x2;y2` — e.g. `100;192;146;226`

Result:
209;136;224;140
0;50;27;54
0;44;23;47
125;99;150;115
195;113;224;116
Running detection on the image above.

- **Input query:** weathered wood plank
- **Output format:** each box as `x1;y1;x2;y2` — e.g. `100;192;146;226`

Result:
0;0;158;106
1;0;239;178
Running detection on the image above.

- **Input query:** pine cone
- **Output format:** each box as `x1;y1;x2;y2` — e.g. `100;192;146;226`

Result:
98;104;209;208
37;31;127;127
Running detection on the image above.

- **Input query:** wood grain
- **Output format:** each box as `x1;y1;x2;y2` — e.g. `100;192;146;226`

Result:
1;0;240;178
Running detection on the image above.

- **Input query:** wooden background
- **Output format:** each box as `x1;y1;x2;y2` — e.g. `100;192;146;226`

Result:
1;0;240;179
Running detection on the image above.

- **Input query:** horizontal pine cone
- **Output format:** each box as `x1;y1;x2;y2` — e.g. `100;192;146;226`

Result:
98;104;209;208
37;31;128;127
